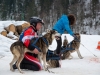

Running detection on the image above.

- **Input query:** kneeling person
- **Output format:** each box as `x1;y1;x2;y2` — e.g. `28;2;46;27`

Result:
13;17;44;71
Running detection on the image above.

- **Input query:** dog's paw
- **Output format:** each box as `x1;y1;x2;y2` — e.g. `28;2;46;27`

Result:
68;58;73;60
43;66;48;71
10;68;15;72
45;67;49;71
20;71;24;74
80;57;83;59
68;56;73;60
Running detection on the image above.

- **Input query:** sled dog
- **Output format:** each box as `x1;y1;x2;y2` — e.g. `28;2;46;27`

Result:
61;33;83;60
10;30;60;73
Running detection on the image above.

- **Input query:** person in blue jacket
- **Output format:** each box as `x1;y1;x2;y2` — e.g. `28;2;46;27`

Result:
53;14;76;55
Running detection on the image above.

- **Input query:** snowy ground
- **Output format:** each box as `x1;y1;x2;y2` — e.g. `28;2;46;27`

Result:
0;33;100;75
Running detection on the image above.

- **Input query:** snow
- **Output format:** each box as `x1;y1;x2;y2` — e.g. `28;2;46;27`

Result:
0;24;100;75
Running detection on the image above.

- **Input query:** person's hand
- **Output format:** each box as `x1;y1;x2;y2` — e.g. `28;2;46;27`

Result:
33;48;39;54
55;36;60;40
73;34;76;38
73;34;80;41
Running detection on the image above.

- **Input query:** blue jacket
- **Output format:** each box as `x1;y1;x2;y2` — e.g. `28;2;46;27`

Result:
53;15;74;36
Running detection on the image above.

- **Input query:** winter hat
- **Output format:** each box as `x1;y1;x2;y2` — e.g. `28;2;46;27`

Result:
68;14;76;25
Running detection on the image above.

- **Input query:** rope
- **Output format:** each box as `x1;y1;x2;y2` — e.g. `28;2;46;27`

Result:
80;43;97;57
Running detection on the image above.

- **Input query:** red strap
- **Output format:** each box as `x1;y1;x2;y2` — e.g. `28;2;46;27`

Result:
25;53;39;61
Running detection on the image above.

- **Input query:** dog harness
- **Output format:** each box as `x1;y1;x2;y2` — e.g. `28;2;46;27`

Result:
61;37;80;54
60;42;75;54
46;50;60;61
31;37;48;52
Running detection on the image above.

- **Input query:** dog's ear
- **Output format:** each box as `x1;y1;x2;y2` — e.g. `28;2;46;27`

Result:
50;30;56;34
42;32;46;36
45;29;51;33
42;29;51;36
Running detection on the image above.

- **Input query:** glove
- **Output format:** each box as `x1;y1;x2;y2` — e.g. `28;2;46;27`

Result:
73;34;76;38
73;35;78;41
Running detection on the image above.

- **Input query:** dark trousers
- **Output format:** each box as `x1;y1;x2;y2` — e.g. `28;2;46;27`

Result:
55;36;62;54
13;53;41;71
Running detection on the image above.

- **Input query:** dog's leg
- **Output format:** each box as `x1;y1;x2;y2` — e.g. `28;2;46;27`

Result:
38;53;43;69
66;51;73;60
76;49;83;59
42;53;47;71
68;54;73;60
38;53;42;64
16;54;24;73
10;55;17;71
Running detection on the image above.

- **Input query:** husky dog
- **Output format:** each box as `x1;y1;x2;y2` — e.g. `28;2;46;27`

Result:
61;33;83;60
10;30;60;73
46;50;61;68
